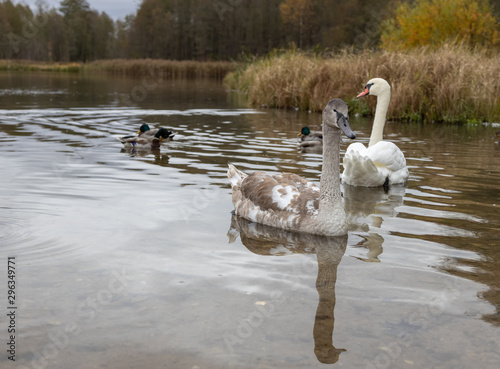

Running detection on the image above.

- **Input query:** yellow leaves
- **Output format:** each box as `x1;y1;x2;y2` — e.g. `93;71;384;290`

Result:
380;0;500;51
279;0;315;26
278;0;316;47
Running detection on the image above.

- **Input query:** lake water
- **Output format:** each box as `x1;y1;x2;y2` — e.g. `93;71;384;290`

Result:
0;71;499;369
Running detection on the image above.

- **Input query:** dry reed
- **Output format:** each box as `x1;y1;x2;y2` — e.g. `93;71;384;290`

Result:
86;59;239;80
225;46;500;122
0;59;239;79
0;60;81;72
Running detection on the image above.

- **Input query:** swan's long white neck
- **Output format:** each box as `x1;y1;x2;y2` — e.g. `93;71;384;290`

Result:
369;88;390;147
319;123;342;215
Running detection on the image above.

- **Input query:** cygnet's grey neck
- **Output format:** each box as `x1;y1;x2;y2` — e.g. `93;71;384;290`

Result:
319;122;342;214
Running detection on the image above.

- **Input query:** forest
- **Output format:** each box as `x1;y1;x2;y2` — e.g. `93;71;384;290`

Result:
3;0;500;122
0;0;434;61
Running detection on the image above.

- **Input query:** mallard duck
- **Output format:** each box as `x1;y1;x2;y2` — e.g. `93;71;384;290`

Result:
117;124;152;142
228;98;356;236
342;78;408;188
298;127;323;151
137;123;152;134
136;123;159;137
299;126;323;141
121;124;175;139
117;127;174;149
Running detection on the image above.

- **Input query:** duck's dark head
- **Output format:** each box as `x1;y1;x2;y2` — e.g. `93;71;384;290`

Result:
137;124;151;134
154;128;173;141
300;127;311;136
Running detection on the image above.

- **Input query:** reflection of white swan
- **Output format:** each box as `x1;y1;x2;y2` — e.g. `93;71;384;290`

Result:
342;78;408;187
343;184;405;230
228;99;355;236
227;213;347;364
342;184;405;262
352;233;384;262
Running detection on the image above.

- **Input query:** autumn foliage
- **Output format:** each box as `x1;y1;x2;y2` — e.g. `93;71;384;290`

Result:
380;0;500;50
279;0;316;48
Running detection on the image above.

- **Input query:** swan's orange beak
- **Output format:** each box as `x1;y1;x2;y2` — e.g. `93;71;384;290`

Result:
356;86;370;98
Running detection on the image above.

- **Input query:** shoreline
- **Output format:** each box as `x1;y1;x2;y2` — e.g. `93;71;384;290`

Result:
0;59;239;80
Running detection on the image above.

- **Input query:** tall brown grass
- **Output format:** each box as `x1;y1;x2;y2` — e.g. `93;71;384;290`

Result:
0;60;81;72
225;46;500;122
86;59;238;80
0;59;238;79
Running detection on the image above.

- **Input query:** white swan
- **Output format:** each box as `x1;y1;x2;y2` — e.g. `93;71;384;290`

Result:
342;78;408;187
228;98;356;236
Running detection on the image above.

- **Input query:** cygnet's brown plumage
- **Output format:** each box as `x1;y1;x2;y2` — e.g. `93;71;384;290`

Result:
228;98;355;236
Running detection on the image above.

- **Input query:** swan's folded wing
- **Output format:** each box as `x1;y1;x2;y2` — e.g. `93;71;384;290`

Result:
345;142;367;155
239;172;319;216
342;150;384;186
366;141;406;172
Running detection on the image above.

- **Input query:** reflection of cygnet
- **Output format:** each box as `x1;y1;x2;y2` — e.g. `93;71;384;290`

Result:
314;242;347;364
227;213;347;364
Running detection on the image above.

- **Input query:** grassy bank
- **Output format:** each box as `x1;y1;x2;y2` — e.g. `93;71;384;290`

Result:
0;60;82;72
225;46;500;123
0;59;239;80
86;59;238;80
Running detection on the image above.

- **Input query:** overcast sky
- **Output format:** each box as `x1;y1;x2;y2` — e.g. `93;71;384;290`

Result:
17;0;141;20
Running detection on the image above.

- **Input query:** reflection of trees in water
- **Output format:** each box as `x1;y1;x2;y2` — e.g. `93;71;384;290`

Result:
228;214;347;364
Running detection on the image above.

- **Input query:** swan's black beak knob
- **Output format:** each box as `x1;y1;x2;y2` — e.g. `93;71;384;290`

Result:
356;83;373;99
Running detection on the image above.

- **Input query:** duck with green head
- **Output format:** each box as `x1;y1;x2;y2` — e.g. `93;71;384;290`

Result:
298;126;323;150
299;126;323;141
117;123;176;145
117;127;174;149
136;123;158;136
